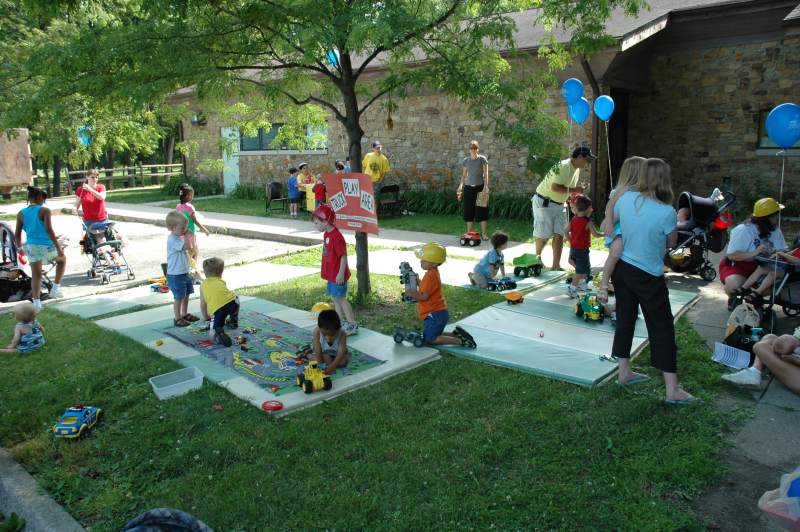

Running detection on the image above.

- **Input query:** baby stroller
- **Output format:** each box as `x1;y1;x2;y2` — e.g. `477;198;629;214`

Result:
664;188;736;281
81;220;135;284
0;221;66;302
737;238;800;333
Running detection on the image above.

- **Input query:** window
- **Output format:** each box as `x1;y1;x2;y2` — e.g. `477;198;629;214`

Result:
758;110;800;150
239;123;328;152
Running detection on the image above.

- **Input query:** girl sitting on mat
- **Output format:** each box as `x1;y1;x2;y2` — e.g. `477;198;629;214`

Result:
313;309;348;375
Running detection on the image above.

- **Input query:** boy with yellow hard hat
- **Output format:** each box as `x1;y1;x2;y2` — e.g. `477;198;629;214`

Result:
404;242;477;348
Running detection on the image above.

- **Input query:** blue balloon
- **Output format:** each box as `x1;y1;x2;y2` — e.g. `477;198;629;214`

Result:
569;97;590;125
561;78;584;104
326;49;340;68
766;103;800;149
77;126;91;147
594;95;615;122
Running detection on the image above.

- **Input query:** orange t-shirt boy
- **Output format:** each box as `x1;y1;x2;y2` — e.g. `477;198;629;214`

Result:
404;242;476;348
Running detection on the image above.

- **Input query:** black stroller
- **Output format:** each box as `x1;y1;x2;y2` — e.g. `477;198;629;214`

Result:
0;221;65;302
81;220;135;284
664;189;736;281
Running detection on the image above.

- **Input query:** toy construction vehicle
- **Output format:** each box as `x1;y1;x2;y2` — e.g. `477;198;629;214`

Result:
399;261;419;303
512;253;543;278
487;277;517;291
575;293;605;323
393;325;425;348
459;231;481;247
295;360;332;394
505;291;524;305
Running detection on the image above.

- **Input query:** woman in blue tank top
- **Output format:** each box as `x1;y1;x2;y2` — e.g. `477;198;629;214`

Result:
16;187;66;311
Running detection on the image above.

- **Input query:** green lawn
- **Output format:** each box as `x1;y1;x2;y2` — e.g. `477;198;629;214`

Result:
0;269;733;530
106;186;173;204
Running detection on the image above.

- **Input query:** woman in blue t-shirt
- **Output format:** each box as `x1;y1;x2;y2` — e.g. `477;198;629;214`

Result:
611;158;696;404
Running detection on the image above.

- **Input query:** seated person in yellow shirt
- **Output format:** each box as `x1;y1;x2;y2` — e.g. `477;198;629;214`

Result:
362;140;390;184
200;257;239;347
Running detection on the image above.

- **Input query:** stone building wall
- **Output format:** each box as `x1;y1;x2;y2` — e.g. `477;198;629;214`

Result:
627;35;800;213
180;85;593;197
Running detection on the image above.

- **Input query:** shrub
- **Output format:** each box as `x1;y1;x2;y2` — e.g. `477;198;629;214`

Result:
162;175;223;198
230;182;267;200
402;190;533;221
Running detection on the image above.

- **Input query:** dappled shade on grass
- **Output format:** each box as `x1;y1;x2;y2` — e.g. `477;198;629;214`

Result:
0;281;730;530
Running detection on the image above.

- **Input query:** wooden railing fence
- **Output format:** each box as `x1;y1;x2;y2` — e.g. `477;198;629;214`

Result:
34;163;183;194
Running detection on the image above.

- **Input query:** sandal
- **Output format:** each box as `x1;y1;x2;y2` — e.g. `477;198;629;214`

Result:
183;313;200;322
481;234;490;241
174;318;191;327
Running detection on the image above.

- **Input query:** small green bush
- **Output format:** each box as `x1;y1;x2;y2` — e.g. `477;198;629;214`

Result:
230;182;267;200
162;175;223;198
402;190;533;221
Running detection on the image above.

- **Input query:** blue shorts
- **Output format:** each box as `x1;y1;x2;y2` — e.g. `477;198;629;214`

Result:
569;248;591;275
327;281;348;298
167;273;194;301
423;309;450;343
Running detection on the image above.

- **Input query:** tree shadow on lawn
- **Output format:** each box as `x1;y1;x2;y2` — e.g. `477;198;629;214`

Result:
0;284;734;530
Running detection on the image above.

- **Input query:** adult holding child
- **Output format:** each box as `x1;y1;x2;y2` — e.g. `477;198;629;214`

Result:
457;140;490;241
532;146;593;270
610;158;696;404
719;197;786;310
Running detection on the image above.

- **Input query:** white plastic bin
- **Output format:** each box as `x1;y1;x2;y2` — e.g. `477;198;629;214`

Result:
149;367;204;400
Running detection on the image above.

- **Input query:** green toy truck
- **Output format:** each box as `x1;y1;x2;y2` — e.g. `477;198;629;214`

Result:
575;293;605;323
512;253;543;278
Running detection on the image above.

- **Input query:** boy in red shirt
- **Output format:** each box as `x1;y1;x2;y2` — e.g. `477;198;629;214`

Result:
404;242;476;348
312;205;358;335
312;176;326;208
567;195;602;298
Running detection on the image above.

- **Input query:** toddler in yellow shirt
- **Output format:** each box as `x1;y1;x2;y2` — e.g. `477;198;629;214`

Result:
200;257;239;347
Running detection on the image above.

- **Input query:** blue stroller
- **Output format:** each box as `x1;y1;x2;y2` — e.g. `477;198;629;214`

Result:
81;221;135;284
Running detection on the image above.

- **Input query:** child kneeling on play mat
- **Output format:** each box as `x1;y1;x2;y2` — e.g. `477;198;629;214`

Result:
313;309;348;375
200;257;239;347
405;242;477;348
468;231;508;289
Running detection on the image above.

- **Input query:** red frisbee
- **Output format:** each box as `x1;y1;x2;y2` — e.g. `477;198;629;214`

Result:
261;400;283;412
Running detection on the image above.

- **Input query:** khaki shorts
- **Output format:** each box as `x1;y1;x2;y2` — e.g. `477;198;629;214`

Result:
532;195;568;239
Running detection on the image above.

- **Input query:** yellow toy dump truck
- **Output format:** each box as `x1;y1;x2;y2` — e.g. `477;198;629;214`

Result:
296;360;333;394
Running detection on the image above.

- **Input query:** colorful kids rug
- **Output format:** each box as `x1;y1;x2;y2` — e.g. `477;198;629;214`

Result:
162;311;384;396
95;297;440;416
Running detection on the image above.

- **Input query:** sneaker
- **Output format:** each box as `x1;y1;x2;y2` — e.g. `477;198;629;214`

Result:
343;322;359;336
453;326;477;348
567;285;578;298
49;287;64;299
468;272;476;286
214;328;232;347
721;368;762;387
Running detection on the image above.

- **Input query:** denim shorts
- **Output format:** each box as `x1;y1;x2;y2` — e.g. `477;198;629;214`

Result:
167;273;194;301
423;309;450;343
327;281;347;298
23;244;57;264
569;248;591;275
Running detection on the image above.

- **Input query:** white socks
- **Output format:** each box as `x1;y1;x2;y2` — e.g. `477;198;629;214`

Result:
33;298;41;312
52;283;60;291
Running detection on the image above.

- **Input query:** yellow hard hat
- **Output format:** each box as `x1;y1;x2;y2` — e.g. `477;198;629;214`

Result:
310;302;333;318
752;197;785;218
415;242;446;265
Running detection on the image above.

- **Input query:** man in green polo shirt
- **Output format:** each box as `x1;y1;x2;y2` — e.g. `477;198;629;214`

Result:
532;146;595;270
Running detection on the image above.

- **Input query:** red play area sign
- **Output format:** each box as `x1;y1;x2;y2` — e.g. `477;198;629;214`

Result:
323;172;379;234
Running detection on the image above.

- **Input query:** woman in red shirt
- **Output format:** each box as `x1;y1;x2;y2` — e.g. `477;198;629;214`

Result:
73;169;108;228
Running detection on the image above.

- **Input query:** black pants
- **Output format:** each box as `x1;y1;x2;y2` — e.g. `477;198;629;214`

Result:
611;260;678;373
463;184;488;223
213;299;240;330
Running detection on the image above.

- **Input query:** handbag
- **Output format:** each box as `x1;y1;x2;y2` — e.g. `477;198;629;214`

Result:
476;189;489;208
726;302;760;336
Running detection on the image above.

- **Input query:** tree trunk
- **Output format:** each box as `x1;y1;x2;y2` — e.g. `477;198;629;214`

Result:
52;157;62;198
341;80;369;297
41;161;50;197
164;124;177;166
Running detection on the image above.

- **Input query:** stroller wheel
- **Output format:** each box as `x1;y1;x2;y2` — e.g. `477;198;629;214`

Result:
782;305;800;317
700;265;717;282
127;270;135;280
102;273;110;285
